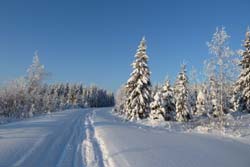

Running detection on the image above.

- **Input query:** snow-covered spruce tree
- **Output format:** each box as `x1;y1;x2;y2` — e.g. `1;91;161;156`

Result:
150;79;176;121
161;80;176;120
233;28;250;113
124;37;152;120
195;86;207;116
174;64;191;122
150;88;165;120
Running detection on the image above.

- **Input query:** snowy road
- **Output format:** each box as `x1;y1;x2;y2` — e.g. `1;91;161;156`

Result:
0;109;92;167
0;108;250;167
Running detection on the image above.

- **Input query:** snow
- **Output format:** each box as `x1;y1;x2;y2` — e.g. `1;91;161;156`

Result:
82;112;104;167
94;109;250;167
141;112;250;146
0;109;87;167
0;108;250;167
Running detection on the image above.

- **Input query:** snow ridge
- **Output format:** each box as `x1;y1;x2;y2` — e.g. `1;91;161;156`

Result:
82;112;105;167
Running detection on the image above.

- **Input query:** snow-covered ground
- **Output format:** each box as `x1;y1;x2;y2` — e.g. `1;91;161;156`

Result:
94;108;250;167
0;108;250;167
0;109;89;167
137;112;250;146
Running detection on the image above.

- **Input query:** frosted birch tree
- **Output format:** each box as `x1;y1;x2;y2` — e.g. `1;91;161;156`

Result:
27;51;48;92
206;27;235;118
26;51;49;114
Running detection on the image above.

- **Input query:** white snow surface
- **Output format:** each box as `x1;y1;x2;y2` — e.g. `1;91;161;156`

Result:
0;108;250;167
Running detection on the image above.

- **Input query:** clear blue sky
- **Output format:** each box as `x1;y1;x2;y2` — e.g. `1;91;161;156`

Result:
0;0;249;91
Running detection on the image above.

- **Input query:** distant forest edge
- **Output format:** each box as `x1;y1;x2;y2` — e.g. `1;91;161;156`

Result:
0;53;114;118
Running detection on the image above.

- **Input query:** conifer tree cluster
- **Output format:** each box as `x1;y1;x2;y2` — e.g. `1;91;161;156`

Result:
115;27;250;123
150;79;175;121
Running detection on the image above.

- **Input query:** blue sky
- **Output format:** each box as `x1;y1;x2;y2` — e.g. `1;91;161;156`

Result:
0;0;249;91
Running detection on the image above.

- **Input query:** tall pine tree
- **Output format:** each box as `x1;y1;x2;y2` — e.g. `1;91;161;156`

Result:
124;37;152;120
174;64;191;122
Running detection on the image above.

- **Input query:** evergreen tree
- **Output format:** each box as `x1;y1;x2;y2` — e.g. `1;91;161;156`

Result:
233;28;250;113
150;89;165;120
195;87;207;116
161;80;176;120
174;64;191;122
150;79;175;121
124;37;152;120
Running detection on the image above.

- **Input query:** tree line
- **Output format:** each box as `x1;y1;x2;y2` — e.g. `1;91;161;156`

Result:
0;52;114;118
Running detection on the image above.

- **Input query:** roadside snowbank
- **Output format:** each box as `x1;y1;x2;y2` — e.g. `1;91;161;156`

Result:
94;108;250;167
136;112;250;145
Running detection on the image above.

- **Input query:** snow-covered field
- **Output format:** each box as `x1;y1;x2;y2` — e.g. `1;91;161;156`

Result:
0;108;250;167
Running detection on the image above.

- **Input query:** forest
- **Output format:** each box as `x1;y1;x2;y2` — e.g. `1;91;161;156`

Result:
114;27;250;127
0;53;114;119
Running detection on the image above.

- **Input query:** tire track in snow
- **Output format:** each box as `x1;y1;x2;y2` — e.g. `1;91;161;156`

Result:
13;136;45;167
56;112;86;167
13;109;88;167
82;111;105;167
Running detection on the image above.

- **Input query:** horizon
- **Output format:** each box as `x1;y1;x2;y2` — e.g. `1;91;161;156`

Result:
1;0;249;91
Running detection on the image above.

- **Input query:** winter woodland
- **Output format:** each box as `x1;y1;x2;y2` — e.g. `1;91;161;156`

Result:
1;26;250;129
114;27;250;129
0;52;114;119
